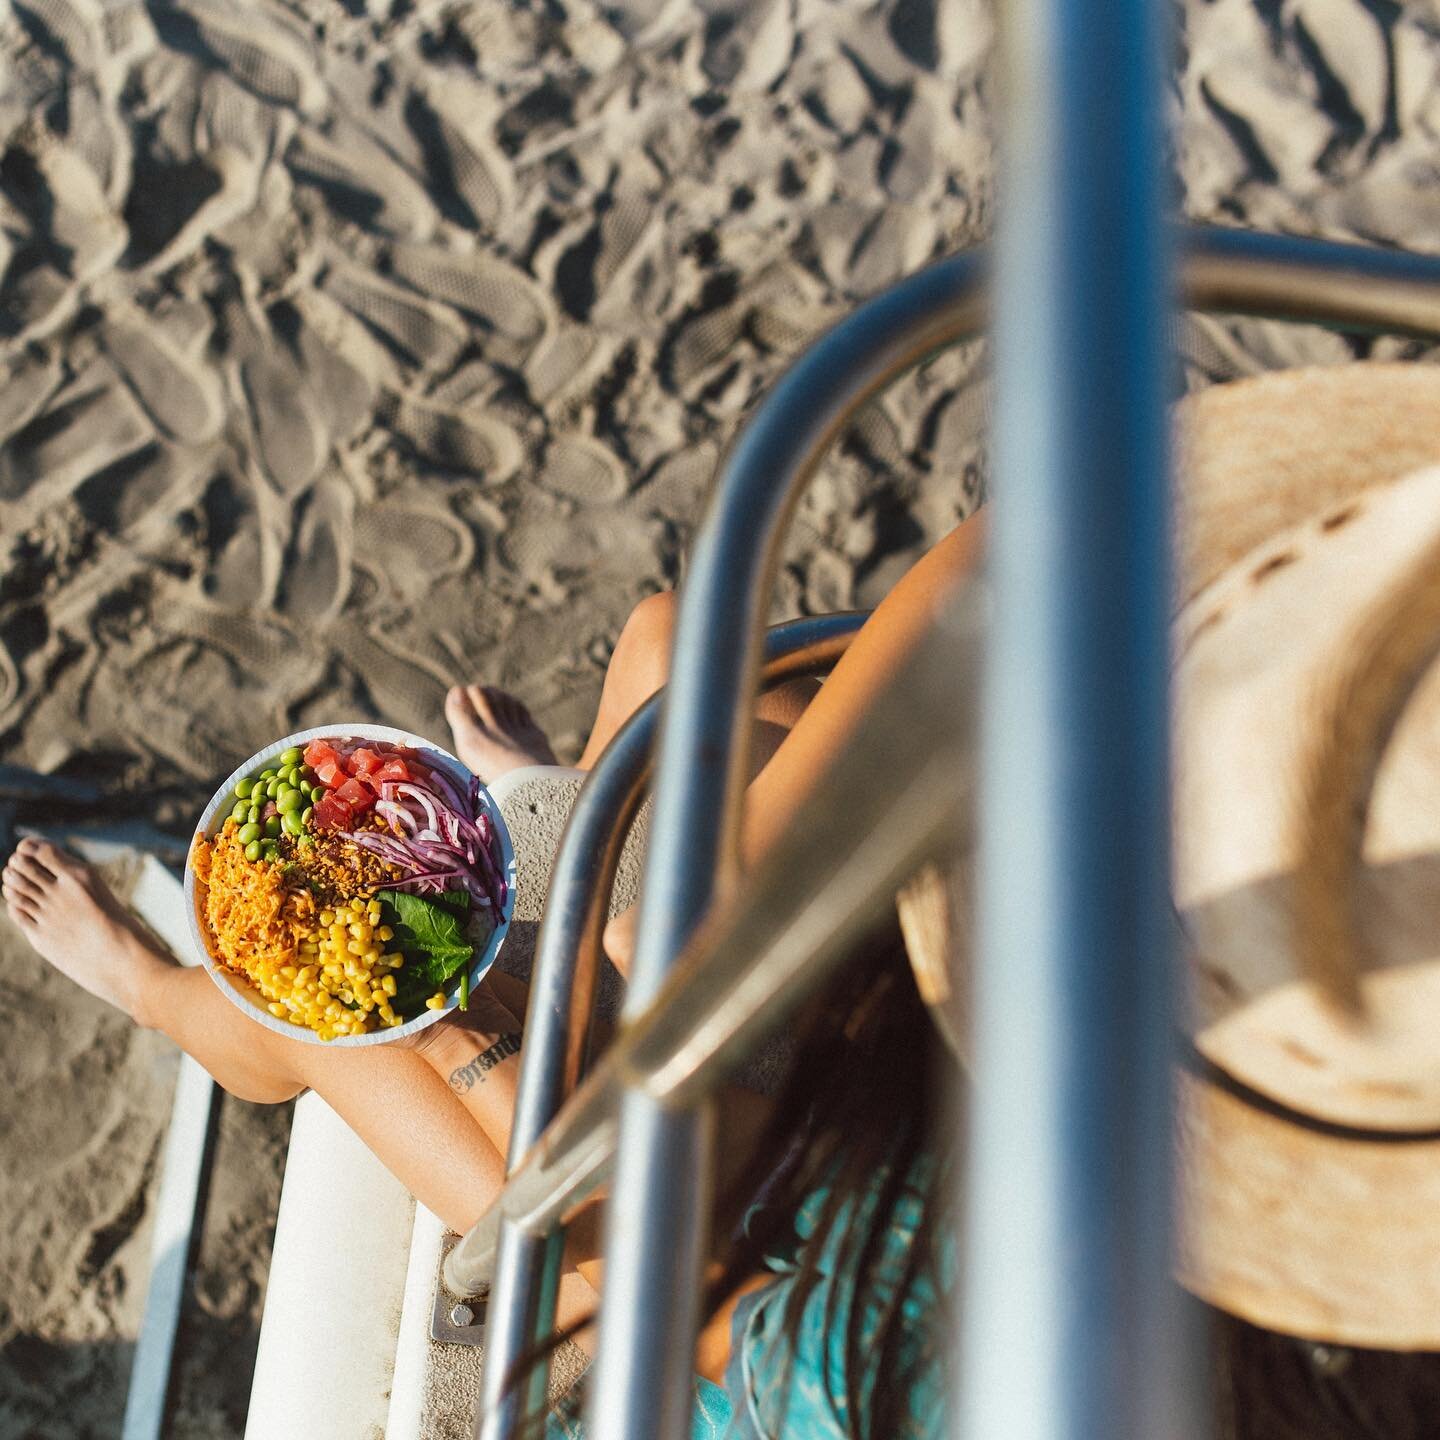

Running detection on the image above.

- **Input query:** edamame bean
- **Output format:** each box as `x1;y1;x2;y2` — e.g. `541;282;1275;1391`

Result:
282;810;304;836
247;804;262;824
310;786;327;806
276;765;295;785
230;800;248;822
277;787;302;814
244;839;263;862
259;768;277;782
299;779;313;797
235;778;255;798
299;765;315;782
238;822;261;845
280;746;304;766
301;805;314;827
264;816;282;838
265;777;281;798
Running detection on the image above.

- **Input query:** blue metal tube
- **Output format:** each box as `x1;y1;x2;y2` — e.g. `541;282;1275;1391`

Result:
455;217;1440;1440
960;0;1182;1438
477;616;865;1440
585;251;987;1440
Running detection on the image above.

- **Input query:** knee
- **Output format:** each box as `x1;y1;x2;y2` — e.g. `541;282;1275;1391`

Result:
219;1076;307;1106
619;590;677;652
611;590;678;678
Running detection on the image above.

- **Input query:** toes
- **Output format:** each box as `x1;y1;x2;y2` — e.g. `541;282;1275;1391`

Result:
3;869;45;906
4;889;38;928
28;839;78;878
445;684;473;725
9;846;58;886
446;685;483;734
470;685;501;728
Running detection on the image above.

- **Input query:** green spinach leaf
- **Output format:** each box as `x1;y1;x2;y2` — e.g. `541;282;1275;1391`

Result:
380;889;482;1013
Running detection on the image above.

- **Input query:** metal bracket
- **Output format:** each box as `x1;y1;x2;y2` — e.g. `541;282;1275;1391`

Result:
430;1232;488;1346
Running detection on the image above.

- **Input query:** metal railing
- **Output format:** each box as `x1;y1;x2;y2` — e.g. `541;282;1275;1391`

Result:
447;218;1440;1440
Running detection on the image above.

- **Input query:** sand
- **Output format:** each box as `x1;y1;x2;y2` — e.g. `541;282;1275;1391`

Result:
0;0;1438;1431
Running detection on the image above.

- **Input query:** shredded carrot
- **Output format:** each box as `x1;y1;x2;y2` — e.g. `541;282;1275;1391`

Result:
192;822;315;980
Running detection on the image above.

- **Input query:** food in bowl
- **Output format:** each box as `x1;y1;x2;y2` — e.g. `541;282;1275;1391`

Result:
190;736;508;1040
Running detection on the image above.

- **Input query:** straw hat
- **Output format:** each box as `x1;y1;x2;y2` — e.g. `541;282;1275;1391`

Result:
901;362;1440;1347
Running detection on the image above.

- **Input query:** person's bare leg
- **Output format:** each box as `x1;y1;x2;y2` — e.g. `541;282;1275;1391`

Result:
737;514;986;860
575;591;680;770
448;590;819;783
3;837;505;1230
604;513;987;972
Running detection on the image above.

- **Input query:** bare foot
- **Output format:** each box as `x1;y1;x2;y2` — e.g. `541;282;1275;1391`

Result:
445;684;558;781
2;837;173;1027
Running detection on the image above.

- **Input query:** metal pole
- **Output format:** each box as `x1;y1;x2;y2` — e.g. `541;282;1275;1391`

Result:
475;617;864;1439
443;220;1440;1434
961;0;1178;1437
584;252;987;1440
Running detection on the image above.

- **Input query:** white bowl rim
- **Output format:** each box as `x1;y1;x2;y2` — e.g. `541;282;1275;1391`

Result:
182;723;516;1048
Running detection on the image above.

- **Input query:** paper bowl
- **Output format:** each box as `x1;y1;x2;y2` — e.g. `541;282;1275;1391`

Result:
183;724;516;1047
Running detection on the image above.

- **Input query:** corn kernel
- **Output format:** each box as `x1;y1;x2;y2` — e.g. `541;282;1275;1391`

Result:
426;991;446;1010
380;975;397;997
267;1002;286;1018
377;925;394;942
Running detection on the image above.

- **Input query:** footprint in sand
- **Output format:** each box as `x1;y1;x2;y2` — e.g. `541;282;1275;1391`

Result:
404;82;514;232
13;0;103;81
0;358;151;508
352;491;474;604
387;241;551;363
0;350;64;447
273;294;376;448
275;469;353;625
150;0;324;116
287;121;438;240
99;306;224;446
524;323;612;408
197;468;276;611
321;261;469;376
73;440;209;538
539;434;629;505
0;136;127;344
378;388;524;483
238;345;329;499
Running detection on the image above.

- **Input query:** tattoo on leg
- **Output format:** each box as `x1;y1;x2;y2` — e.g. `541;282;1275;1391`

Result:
448;1033;522;1093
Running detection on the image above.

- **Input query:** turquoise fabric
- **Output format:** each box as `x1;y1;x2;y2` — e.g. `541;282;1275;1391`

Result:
722;1161;948;1440
545;1155;947;1439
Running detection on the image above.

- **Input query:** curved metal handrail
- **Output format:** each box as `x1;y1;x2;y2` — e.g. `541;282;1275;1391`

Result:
474;615;866;1436
583;226;1440;1440
458;223;1440;1440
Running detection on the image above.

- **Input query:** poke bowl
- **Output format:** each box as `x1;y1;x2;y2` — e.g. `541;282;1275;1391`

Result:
184;724;516;1047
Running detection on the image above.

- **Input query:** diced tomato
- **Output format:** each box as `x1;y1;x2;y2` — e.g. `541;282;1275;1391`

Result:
312;794;354;831
373;757;411;785
350;747;382;777
316;758;345;788
304;740;340;770
334;777;375;812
